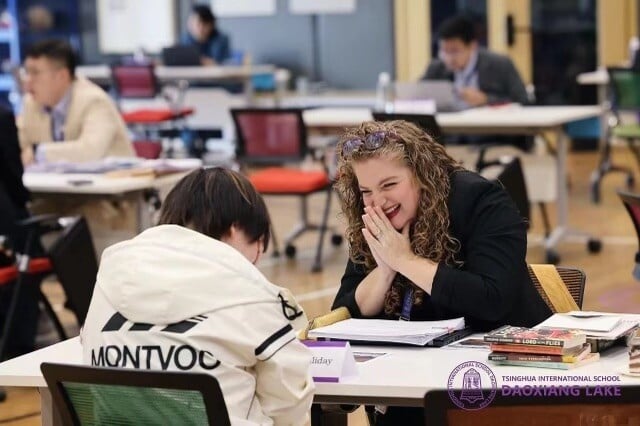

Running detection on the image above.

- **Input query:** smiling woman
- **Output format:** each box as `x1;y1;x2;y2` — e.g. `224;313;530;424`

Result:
331;120;553;425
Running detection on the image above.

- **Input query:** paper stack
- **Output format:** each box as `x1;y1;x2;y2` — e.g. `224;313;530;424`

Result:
307;317;465;346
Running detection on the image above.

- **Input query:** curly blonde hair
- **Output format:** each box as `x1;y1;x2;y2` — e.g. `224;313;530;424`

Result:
334;120;464;316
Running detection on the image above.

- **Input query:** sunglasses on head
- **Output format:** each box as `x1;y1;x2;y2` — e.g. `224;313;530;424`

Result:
342;131;396;157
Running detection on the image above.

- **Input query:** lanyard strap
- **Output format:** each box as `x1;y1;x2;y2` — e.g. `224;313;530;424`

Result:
399;287;413;321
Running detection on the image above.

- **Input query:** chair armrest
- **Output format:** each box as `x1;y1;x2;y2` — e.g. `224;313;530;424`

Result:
17;214;63;234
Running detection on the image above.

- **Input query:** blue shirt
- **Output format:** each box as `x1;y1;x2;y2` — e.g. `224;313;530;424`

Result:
181;31;231;64
35;85;73;163
45;87;72;142
453;49;479;110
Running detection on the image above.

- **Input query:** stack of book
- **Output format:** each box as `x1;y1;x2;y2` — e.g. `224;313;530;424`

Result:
485;325;600;370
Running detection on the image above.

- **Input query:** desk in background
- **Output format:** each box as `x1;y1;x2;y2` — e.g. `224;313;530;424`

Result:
76;64;276;104
23;167;194;255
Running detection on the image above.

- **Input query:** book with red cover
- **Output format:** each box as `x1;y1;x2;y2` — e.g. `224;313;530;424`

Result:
490;342;583;355
484;325;586;348
488;343;591;363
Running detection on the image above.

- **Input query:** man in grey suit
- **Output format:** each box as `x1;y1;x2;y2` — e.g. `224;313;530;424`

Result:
423;15;529;109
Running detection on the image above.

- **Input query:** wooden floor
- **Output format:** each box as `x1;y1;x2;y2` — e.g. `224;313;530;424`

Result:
2;147;640;425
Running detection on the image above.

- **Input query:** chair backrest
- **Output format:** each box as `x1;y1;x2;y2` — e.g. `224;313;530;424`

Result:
479;157;530;228
111;64;159;99
528;265;585;312
617;189;640;279
47;217;98;326
607;67;640;112
41;363;231;426
132;140;163;159
424;387;640;426
371;112;443;144
231;108;309;165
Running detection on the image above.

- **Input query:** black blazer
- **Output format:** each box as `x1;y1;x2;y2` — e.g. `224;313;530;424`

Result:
0;107;30;249
0;107;28;208
422;48;529;106
333;171;551;332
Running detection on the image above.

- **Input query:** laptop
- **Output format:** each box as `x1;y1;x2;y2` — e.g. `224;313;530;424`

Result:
161;45;201;66
394;80;459;112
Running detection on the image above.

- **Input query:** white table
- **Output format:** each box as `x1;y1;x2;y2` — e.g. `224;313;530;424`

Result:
303;105;603;262
76;64;275;103
1;336;637;425
23;170;190;234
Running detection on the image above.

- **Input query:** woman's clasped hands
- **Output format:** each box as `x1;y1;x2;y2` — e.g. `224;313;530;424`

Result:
361;205;415;272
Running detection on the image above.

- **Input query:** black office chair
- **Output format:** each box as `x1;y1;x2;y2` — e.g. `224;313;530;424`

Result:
41;363;231;425
47;216;98;326
372;112;444;144
424;387;640;426
478;157;532;231
0;215;97;363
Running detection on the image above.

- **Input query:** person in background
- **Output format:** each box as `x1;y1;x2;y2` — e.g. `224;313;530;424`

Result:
332;120;551;425
19;40;133;165
181;4;231;65
81;167;314;425
423;15;529;109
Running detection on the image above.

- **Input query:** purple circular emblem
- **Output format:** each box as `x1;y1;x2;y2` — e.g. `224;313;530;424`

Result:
447;361;497;410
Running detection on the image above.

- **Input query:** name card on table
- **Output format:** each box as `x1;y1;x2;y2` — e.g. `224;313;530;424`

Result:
302;340;358;382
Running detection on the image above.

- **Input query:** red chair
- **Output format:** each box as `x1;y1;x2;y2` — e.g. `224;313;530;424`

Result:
132;140;163;159
231;108;343;272
111;64;194;157
618;190;640;280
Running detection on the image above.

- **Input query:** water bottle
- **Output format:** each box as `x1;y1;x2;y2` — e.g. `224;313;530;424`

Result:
376;72;393;112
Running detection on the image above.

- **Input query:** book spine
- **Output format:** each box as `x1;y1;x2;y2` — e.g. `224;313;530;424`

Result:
490;359;573;370
490;344;564;355
488;353;576;363
484;336;565;346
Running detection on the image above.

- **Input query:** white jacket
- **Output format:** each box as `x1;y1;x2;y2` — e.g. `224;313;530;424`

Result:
81;225;315;425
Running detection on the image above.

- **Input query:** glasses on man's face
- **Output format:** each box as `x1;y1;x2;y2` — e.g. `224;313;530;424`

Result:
20;66;60;81
342;131;393;157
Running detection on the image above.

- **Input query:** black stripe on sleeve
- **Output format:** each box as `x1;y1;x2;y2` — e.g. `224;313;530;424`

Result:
101;312;127;332
254;324;293;357
129;322;154;331
161;320;198;334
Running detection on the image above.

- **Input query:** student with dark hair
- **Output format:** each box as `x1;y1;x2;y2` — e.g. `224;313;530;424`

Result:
423;15;528;108
81;167;314;425
19;39;133;165
181;4;231;65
